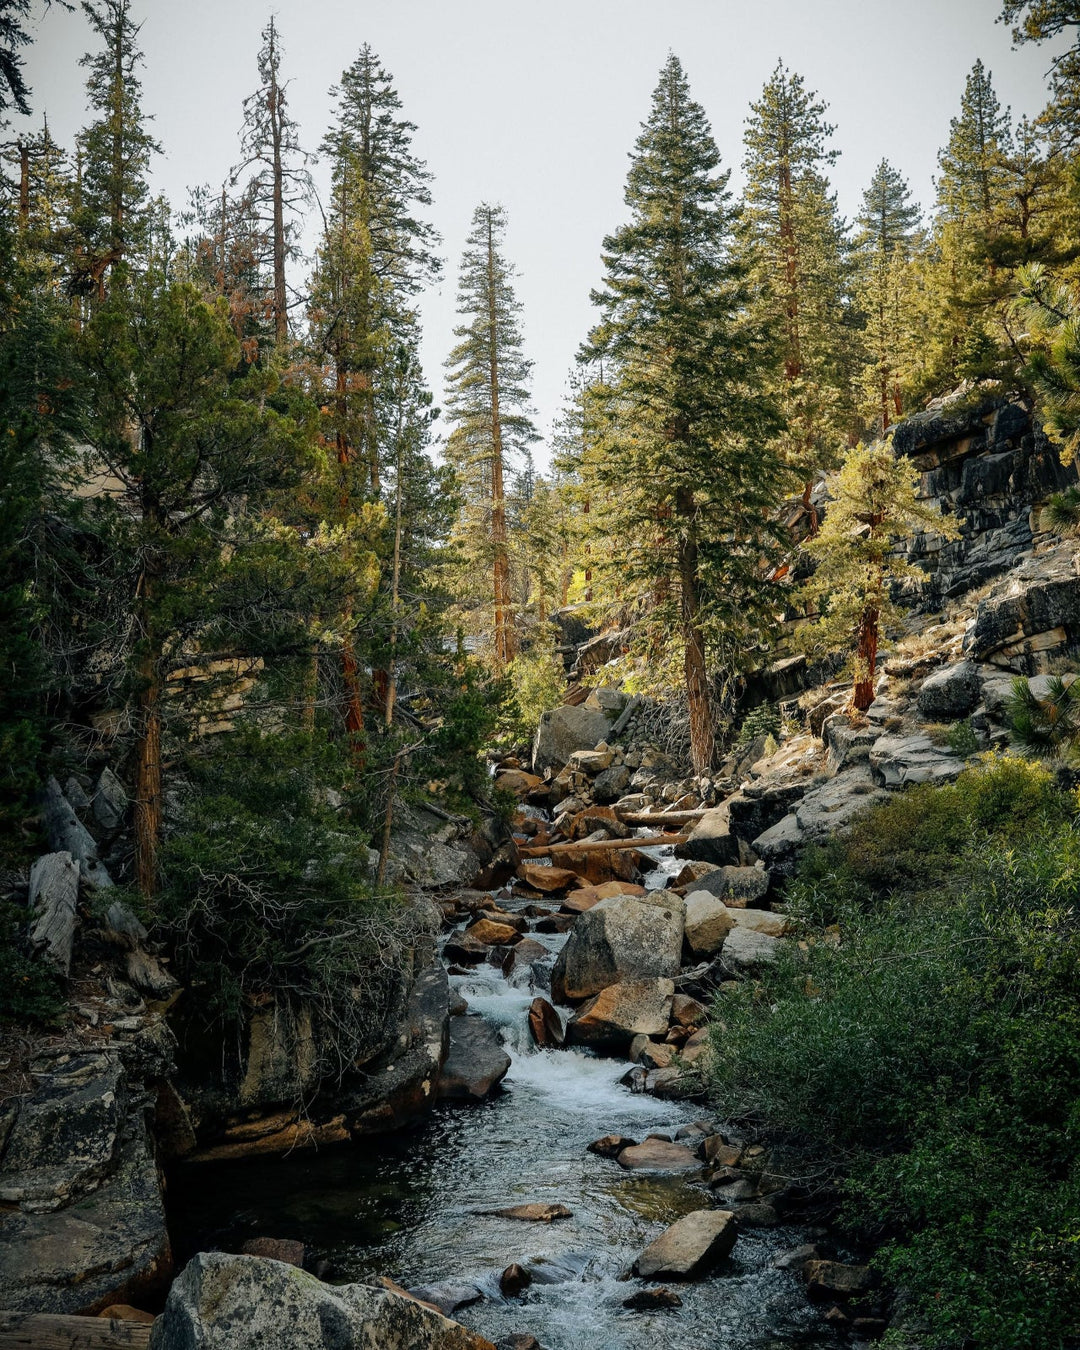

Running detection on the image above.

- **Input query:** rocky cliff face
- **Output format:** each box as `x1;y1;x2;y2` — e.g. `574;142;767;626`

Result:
892;391;1077;606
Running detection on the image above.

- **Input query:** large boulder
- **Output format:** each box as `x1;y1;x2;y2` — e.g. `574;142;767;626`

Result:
0;1056;126;1211
564;979;674;1052
632;1210;738;1279
0;1104;170;1315
686;865;769;909
869;734;964;788
437;1016;511;1102
532;705;613;775
718;927;781;976
966;542;1080;671
388;806;481;890
682;891;734;957
675;804;739;866
27;852;79;976
592;765;631;803
149;1253;494;1350
916;661;981;720
551;891;684;1002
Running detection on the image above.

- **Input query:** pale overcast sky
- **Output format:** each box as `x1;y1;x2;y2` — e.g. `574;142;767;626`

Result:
12;0;1065;460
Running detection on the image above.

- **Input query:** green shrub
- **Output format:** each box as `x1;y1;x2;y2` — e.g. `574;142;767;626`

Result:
735;701;780;749
706;755;1080;1348
946;717;979;756
499;644;566;745
157;730;426;1077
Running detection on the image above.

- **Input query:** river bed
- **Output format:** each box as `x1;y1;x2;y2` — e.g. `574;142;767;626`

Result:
168;843;836;1349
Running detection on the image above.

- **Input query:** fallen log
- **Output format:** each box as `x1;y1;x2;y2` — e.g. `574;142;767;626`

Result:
518;833;688;859
0;1312;152;1349
614;810;707;827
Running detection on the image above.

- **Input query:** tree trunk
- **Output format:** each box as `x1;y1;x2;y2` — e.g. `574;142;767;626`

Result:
852;603;880;712
18;141;29;230
676;488;714;774
133;571;162;900
486;211;515;669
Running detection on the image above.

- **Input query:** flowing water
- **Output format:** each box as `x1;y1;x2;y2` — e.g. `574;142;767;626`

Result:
168;843;834;1349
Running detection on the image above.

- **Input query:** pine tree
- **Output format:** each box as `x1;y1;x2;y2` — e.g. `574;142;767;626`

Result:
233;18;311;346
853;160;922;432
742;61;855;471
585;54;790;772
444;203;537;671
73;0;160;298
309;44;439;497
937;60;1012;231
0;0;33;116
81;272;308;895
1000;2;1080;149
802;441;959;711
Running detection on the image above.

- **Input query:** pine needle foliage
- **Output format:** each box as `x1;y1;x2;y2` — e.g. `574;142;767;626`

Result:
802;439;959;710
584;53;790;772
1008;673;1080;761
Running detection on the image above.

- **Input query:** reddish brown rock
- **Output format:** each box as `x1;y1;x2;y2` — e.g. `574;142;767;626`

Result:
499;1263;532;1297
528;997;564;1048
239;1237;305;1267
670;994;706;1027
587;1134;636;1158
622;1287;683;1310
616;1139;698;1172
466;917;522;947
517;863;580;894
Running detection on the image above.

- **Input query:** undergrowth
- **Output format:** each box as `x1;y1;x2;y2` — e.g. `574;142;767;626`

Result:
707;754;1080;1349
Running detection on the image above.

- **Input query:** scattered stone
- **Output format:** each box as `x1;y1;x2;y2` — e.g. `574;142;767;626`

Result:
616;1139;698;1172
700;1134;742;1168
622;1287;683;1310
466;918;522;947
98;1304;156;1323
733;1203;780;1227
587;1134;635;1158
803;1260;875;1302
675;805;740;866
443;934;489;965
527;997;564;1049
916;660;982;720
670;994;705;1026
482;1203;572;1222
565;979;674;1052
719;927;781;975
148;1253;494;1349
673;861;720;888
728;907;788;937
92;767;128;831
869;734;963;788
687;865;769;908
682;890;733;957
773;1243;828;1273
499;1264;532;1297
239;1237;305;1267
629;1038;674;1069
516;864;579;895
632;1209;737;1279
592;764;631;803
437;1017;511;1102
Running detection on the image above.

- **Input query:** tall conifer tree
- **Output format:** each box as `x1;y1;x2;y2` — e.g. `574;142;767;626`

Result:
742;61;854;472
74;0;160;297
853;160;921;431
444;202;537;671
585;54;789;773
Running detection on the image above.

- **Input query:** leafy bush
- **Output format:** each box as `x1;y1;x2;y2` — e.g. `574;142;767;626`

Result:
946;717;979;756
157;730;427;1080
707;756;1080;1348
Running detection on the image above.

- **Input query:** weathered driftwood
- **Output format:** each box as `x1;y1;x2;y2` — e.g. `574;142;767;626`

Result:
0;1311;152;1348
614;810;707;827
28;851;79;976
518;833;688;859
42;777;113;889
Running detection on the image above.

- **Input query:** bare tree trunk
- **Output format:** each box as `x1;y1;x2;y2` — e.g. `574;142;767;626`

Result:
18;142;29;230
267;18;288;346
